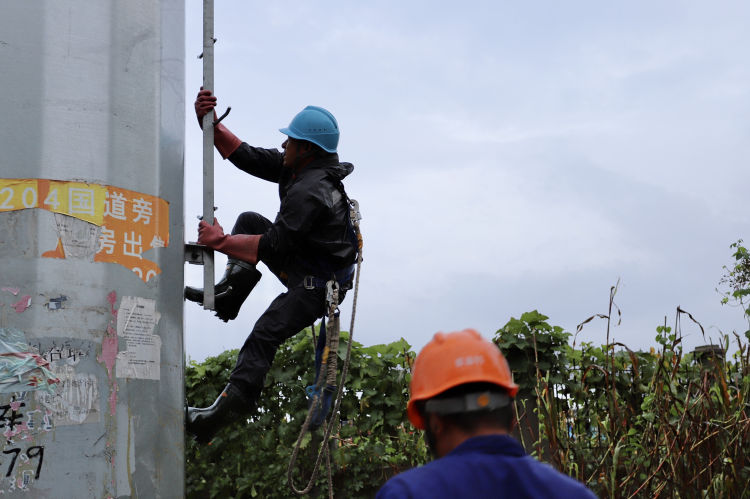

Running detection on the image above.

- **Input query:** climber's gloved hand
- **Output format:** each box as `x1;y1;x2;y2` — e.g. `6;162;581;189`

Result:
195;88;217;127
198;218;261;265
194;88;242;158
197;217;226;248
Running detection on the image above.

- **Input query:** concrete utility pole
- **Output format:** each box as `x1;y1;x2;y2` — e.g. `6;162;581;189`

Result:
0;1;185;496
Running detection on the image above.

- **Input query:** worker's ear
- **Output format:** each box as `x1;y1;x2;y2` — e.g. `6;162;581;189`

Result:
426;413;444;436
508;402;518;432
297;141;314;160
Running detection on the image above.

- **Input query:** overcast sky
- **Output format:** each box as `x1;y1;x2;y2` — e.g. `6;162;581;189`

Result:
183;1;749;363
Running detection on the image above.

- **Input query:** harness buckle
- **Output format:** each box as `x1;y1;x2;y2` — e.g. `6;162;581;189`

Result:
303;276;316;290
349;199;362;227
326;280;339;305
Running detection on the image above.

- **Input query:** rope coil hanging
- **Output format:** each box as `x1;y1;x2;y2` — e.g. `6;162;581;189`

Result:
287;199;363;497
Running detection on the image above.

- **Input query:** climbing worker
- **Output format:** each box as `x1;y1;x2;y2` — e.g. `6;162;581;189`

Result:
185;89;358;443
376;329;597;498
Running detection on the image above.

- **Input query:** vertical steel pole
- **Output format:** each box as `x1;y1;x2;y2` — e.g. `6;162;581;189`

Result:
201;0;215;310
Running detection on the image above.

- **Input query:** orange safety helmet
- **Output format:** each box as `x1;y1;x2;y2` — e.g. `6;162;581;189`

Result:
407;329;519;429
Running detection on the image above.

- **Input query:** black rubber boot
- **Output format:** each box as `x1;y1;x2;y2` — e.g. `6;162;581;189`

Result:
186;383;253;444
184;260;262;322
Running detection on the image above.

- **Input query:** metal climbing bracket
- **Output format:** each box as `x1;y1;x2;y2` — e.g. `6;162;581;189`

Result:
184;243;208;265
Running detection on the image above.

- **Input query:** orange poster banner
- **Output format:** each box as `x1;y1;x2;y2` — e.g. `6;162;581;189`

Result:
93;185;170;282
0;179;169;283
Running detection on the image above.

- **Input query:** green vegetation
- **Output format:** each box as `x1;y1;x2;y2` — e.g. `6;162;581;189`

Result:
720;239;750;330
495;308;749;498
185;331;427;498
186;241;749;497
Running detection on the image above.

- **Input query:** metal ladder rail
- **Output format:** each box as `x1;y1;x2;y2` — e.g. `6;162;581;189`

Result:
199;0;216;310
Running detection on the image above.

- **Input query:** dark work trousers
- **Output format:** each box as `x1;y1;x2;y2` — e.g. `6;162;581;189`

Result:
227;211;347;404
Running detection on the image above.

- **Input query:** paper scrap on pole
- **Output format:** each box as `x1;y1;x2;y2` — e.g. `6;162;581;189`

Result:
115;296;162;380
51;213;102;259
36;364;100;426
0;328;60;393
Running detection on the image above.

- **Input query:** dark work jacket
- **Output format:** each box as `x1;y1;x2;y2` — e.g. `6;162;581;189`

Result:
228;143;357;279
376;435;597;499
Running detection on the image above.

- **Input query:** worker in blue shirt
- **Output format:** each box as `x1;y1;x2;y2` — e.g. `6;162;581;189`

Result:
377;329;597;499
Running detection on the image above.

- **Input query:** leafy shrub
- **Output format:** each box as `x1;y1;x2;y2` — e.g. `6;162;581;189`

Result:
185;330;428;498
494;306;750;498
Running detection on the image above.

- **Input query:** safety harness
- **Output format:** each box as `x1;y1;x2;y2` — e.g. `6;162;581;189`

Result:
287;196;363;497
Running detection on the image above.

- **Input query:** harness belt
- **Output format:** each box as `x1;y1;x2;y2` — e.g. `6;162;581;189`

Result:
302;264;355;290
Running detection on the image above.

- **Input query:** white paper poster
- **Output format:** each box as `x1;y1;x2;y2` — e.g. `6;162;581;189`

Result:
115;296;162;380
35;364;99;426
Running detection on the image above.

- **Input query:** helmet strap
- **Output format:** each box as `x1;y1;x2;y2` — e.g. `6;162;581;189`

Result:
424;391;511;416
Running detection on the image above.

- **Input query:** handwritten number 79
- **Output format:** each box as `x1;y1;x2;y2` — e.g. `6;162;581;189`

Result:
2;446;44;480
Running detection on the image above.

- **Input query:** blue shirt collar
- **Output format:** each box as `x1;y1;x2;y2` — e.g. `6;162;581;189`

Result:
448;434;526;458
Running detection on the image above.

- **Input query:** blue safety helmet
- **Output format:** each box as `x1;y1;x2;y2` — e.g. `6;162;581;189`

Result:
279;105;339;153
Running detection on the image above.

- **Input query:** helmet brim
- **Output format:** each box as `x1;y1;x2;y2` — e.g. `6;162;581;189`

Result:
278;127;338;153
